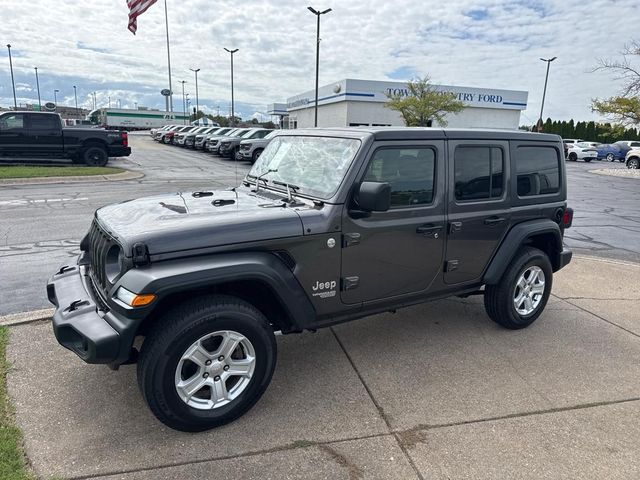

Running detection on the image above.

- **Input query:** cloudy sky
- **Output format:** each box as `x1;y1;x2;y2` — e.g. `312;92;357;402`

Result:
0;0;637;124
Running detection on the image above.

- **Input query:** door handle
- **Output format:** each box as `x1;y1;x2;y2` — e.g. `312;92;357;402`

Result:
416;225;443;238
484;216;506;226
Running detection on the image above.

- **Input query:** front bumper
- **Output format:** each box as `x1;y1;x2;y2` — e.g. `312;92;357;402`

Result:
47;261;138;365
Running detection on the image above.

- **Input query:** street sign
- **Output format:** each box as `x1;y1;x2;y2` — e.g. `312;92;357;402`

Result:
44;102;56;111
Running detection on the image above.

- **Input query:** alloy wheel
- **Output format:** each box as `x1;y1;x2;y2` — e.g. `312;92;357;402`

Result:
513;266;545;316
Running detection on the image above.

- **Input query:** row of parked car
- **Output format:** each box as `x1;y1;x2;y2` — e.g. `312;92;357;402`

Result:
563;139;640;168
150;124;275;163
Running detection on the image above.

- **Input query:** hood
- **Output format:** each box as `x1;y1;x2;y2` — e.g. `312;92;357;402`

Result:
96;188;304;256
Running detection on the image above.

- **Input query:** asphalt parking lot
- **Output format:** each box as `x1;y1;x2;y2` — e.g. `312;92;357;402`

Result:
1;134;640;479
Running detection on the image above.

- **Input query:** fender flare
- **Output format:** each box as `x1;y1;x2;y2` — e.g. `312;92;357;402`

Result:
113;251;316;330
483;219;562;285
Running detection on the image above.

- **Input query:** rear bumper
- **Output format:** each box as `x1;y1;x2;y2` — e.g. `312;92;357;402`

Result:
47;261;138;365
558;246;573;270
108;146;131;157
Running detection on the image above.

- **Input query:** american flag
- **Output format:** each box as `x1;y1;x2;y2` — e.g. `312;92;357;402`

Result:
127;0;158;35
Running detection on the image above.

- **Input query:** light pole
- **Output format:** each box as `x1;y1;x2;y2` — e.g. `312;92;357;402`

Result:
307;6;332;127
108;96;111;108
190;67;200;120
53;89;59;108
92;91;97;110
134;102;138;110
34;67;41;110
538;56;557;132
7;44;17;109
180;80;187;124
224;48;239;126
73;85;78;115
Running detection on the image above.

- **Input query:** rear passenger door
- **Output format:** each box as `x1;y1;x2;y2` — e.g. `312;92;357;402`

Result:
445;140;511;284
27;114;63;155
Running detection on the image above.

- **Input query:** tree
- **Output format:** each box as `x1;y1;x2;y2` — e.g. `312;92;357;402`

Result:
385;76;464;126
592;40;640;125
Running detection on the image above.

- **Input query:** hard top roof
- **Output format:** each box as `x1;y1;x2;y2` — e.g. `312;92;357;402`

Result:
279;127;560;142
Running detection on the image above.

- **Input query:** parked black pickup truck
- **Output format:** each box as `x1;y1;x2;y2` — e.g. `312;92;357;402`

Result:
0;111;131;166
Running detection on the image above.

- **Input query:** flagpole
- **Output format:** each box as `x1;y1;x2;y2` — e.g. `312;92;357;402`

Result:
164;0;173;112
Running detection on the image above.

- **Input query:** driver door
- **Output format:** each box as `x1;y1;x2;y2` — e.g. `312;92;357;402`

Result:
341;142;446;305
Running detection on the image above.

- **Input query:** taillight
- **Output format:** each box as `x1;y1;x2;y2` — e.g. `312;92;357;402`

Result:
562;208;573;228
121;132;128;147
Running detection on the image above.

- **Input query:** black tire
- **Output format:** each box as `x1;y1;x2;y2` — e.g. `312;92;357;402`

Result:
568;152;577;161
606;153;615;162
628;157;640;169
137;294;277;432
584;158;592;163
82;145;108;166
484;247;553;330
252;148;263;164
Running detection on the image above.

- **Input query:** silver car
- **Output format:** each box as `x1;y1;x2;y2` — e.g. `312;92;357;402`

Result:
238;130;278;163
207;128;250;154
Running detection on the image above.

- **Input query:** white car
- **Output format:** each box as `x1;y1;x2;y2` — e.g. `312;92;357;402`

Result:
566;142;598;162
625;148;640;169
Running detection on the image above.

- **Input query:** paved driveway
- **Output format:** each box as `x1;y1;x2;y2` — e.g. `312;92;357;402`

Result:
7;256;640;479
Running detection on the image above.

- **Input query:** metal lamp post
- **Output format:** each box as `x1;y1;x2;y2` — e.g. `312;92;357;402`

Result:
224;48;238;127
73;85;78;115
53;89;59;109
307;6;332;127
180;80;187;124
7;44;17;109
34;67;41;110
190;67;200;120
537;56;557;132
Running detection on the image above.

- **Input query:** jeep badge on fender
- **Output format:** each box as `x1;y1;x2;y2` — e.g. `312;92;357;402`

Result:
47;127;572;432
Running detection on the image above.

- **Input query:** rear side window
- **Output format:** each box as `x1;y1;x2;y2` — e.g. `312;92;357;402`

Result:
364;147;435;207
454;146;504;201
516;146;560;197
29;114;59;130
0;114;24;130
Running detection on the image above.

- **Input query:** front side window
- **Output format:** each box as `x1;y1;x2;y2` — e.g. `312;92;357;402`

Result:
454;146;504;201
363;147;435;207
516;146;560;196
0;114;24;130
249;136;361;199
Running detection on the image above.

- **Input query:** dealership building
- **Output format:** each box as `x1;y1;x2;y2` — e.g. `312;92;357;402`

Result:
275;79;528;130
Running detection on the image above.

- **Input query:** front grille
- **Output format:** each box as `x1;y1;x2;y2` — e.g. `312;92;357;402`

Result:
87;220;115;293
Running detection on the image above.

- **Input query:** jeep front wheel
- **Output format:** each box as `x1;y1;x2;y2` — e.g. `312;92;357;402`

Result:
484;247;552;329
137;294;277;432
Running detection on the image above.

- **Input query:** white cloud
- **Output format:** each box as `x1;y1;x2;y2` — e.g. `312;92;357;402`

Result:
1;0;638;122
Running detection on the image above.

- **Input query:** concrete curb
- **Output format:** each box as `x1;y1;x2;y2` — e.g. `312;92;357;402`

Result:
588;168;640;179
0;308;54;327
573;254;640;268
0;169;144;186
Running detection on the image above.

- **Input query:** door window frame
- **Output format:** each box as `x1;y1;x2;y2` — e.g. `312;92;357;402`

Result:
451;142;508;206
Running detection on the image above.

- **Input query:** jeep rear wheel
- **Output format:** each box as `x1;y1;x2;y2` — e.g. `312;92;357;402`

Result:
137;294;277;432
484;247;552;329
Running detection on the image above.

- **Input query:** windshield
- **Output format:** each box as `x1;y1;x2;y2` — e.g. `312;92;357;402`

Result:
248;136;361;199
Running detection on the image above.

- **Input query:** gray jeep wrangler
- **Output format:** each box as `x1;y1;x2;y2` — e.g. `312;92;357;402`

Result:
47;127;573;431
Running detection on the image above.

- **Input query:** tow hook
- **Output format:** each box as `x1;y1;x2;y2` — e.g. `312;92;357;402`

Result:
66;299;90;312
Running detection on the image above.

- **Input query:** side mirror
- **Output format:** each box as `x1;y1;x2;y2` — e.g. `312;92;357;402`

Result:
356;181;391;212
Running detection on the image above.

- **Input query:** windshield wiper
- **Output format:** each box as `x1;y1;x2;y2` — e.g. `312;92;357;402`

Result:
272;180;301;203
247;168;277;193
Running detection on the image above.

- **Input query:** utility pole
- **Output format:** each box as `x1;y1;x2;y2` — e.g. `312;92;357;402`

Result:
224;48;239;126
7;44;17;109
180;80;187;124
307;7;332;127
34;67;41;110
53;89;59;109
537;57;557;133
73;85;78;115
190;67;200;119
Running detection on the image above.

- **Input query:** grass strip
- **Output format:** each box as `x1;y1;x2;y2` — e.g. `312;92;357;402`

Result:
0;327;33;480
0;166;124;179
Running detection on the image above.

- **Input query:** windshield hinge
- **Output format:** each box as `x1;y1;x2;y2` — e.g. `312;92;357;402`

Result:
132;242;150;267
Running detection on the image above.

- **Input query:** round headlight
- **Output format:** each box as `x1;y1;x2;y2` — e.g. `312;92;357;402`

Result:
105;245;124;283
